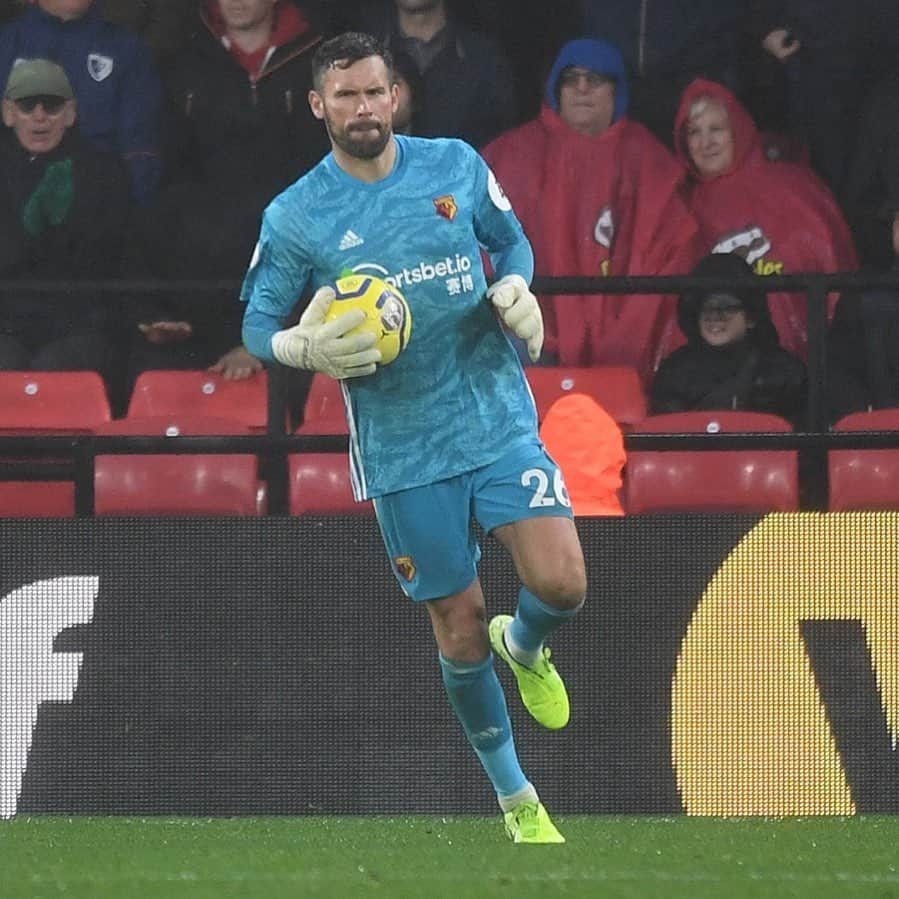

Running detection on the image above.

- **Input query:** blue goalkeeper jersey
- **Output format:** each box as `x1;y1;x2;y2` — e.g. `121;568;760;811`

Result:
242;135;538;499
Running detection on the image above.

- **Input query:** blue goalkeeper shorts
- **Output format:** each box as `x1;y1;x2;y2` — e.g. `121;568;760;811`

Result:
373;440;573;601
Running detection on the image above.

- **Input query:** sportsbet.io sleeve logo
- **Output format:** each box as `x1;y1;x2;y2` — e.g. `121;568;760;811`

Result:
672;513;899;815
487;169;512;212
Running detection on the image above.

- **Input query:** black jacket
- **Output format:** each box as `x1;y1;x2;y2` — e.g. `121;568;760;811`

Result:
651;253;807;422
133;3;330;291
162;7;328;198
650;340;808;422
747;0;899;55
0;128;130;335
354;2;518;148
828;265;899;423
845;69;899;268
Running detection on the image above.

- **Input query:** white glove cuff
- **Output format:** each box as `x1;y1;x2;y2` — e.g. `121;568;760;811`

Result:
271;328;307;368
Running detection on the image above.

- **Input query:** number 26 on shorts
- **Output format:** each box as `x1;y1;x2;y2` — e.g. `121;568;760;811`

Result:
522;467;571;508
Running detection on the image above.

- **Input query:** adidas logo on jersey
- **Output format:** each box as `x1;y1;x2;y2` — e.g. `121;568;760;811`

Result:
339;230;364;251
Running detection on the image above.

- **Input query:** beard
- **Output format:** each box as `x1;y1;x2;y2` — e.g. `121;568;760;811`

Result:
326;116;393;160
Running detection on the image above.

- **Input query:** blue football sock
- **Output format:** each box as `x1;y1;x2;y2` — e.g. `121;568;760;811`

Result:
507;587;582;666
439;653;529;799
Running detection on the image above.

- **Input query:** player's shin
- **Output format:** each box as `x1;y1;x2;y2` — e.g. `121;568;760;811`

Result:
506;587;582;667
438;653;535;805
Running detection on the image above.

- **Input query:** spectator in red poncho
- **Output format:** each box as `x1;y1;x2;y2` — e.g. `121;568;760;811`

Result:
673;78;858;360
482;37;703;385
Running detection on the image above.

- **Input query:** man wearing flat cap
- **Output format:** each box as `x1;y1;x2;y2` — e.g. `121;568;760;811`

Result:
0;58;129;380
0;0;162;205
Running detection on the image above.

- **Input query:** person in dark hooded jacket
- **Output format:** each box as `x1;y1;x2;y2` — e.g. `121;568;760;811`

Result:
143;0;328;280
124;0;330;388
650;252;807;423
750;0;899;199
348;0;517;149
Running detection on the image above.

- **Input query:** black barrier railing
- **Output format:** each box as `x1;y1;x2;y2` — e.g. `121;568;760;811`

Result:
1;271;899;514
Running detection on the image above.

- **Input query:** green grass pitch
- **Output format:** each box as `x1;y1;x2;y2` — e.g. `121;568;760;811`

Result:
3;815;899;898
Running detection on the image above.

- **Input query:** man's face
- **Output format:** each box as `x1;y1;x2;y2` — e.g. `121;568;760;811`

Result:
557;66;616;137
37;0;93;21
685;100;735;179
1;96;75;154
218;0;277;31
309;56;398;160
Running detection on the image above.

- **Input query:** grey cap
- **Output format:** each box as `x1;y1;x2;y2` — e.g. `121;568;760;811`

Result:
4;59;74;102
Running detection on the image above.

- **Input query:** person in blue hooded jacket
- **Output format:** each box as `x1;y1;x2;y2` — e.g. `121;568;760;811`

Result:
482;37;702;380
0;0;162;204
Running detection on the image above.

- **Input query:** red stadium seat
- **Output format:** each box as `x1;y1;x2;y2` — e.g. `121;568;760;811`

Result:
624;411;799;513
288;452;374;515
829;409;899;511
525;366;647;431
0;371;112;517
94;415;263;516
296;373;347;434
127;369;270;431
0;370;111;432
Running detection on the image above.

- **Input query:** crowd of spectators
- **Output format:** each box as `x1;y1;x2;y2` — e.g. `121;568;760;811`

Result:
0;0;897;424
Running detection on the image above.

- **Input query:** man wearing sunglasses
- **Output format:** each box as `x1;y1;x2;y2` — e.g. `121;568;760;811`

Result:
0;0;161;205
0;58;129;377
481;37;703;383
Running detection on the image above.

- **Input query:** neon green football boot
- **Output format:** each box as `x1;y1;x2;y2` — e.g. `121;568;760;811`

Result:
503;800;566;844
489;614;570;730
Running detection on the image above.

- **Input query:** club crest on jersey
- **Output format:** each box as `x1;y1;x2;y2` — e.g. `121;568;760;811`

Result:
394;555;417;581
433;195;458;222
87;53;114;82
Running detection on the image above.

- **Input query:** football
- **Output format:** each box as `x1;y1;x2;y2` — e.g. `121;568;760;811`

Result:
327;274;412;366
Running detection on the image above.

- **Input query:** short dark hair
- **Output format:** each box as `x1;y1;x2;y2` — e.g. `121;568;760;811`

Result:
311;32;394;93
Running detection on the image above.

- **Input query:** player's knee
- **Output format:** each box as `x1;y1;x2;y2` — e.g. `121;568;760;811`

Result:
529;565;586;611
427;591;489;661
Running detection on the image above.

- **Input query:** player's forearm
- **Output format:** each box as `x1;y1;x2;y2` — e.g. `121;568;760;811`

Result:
490;238;535;286
242;309;280;364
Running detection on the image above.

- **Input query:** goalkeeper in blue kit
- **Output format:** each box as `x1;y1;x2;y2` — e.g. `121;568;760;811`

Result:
241;32;587;844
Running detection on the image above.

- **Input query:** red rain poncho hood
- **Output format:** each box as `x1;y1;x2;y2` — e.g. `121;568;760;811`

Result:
672;79;857;358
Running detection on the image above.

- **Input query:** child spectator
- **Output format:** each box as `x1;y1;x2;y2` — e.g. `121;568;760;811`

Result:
651;253;806;423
